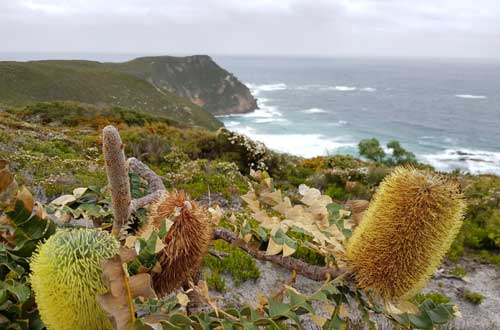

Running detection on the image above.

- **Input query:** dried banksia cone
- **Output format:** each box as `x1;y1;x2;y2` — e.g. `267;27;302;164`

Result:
31;229;119;330
147;190;212;296
102;125;131;238
347;167;465;301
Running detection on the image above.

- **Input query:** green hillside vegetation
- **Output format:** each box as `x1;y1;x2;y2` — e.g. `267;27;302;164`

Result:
0;60;222;129
108;55;257;115
0;101;497;267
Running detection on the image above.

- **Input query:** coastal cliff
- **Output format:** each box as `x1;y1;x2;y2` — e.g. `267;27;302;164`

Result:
109;55;257;115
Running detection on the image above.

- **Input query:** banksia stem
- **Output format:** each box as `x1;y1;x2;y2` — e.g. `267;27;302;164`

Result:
346;167;465;301
103;125;131;238
146;191;212;296
31;229;120;330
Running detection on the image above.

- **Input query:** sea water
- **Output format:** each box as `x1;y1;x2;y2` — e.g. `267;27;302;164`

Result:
215;56;500;175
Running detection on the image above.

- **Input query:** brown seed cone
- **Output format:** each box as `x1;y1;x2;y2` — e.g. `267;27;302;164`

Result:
147;190;212;296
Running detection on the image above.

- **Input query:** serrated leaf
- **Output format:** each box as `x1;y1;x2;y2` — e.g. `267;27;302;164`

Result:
16;187;34;213
176;292;190;307
266;237;282;256
72;187;88;199
50;194;76;206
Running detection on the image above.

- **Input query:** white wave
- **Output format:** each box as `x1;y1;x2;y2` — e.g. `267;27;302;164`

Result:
302;108;327;114
225;121;240;127
246;83;287;96
243;105;282;118
420;149;500;175
296;85;317;90
233;126;256;135
455;94;487;99
360;87;376;92
228;128;355;158
325;85;357;92
326;120;348;127
254;118;287;124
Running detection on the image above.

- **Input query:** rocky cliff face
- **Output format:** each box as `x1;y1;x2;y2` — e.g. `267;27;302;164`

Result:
110;55;257;115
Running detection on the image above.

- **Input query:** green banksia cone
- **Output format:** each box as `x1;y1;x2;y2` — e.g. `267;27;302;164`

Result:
347;167;465;301
31;229;119;330
146;190;212;296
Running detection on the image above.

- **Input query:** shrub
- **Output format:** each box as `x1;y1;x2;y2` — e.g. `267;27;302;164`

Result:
358;138;385;162
450;265;467;278
463;290;485;305
326;154;361;169
412;291;451;305
203;240;260;292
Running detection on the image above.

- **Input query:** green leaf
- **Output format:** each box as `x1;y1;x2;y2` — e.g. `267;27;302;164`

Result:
267;299;290;317
167;313;192;327
408;313;433;329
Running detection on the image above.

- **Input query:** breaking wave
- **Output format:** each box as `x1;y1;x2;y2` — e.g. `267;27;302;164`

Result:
455;94;487;99
420;149;500;175
302;108;327;113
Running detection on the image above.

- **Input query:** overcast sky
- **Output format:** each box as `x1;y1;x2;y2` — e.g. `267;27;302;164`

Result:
1;0;499;58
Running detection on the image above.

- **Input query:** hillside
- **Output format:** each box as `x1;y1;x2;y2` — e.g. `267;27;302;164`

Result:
0;60;222;130
107;55;257;115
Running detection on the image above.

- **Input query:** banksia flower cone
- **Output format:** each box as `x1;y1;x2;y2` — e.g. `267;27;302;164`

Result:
147;190;212;296
347;167;465;301
31;229;119;330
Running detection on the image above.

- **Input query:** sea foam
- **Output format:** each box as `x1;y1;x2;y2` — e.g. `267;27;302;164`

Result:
246;83;287;96
327;86;357;91
228;131;356;158
421;149;500;175
454;94;487;99
303;108;327;113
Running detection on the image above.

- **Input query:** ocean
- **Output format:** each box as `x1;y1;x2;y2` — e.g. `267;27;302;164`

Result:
1;53;499;175
214;56;500;175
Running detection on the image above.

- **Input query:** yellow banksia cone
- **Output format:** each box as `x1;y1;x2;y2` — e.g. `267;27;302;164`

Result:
30;229;119;330
347;167;465;301
147;190;212;296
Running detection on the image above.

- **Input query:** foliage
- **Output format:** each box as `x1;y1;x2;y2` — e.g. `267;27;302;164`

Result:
358;138;386;163
1;159;461;330
326;155;362;170
450;266;467;278
238;171;351;267
204;240;260;292
463;290;485;305
135;278;458;330
10;101;178;129
386;140;417;165
412;292;451;305
165;159;248;200
109;55;257;116
358;138;419;166
0;162;56;329
448;174;500;261
0;59;222;129
216;129;270;172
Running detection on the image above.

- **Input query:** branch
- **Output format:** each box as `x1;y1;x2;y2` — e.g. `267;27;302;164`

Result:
128;157;166;213
208;250;229;260
103;126;131;238
213;227;345;282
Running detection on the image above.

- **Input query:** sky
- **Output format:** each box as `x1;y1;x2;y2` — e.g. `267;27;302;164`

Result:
1;0;500;58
